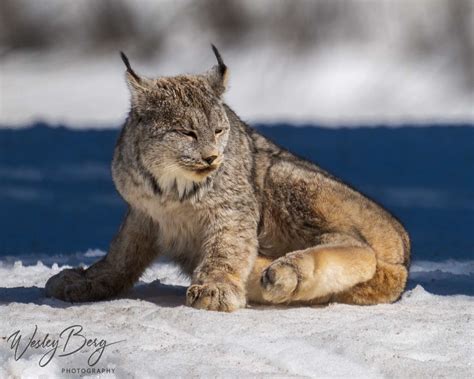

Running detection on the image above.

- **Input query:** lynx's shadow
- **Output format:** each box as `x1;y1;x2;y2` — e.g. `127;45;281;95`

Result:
0;280;187;308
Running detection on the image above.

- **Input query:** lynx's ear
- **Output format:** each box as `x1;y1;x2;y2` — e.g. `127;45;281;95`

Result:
120;51;151;105
205;44;229;96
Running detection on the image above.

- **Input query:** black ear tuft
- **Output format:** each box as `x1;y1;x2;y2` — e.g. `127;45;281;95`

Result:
120;51;141;82
211;44;227;76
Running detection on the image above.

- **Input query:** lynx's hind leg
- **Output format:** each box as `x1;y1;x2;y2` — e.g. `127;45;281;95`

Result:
249;234;378;304
332;260;408;304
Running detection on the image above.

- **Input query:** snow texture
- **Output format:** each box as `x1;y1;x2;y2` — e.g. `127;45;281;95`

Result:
0;251;473;378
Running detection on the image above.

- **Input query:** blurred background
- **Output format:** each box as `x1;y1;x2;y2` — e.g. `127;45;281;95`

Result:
0;1;473;271
0;0;473;125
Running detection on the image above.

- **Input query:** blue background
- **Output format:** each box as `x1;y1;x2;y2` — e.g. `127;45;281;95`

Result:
1;124;472;261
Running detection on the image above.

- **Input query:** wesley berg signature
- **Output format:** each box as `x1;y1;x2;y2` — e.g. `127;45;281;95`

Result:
4;325;124;367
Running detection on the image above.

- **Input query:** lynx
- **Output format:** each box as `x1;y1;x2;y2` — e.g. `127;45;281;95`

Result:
45;46;410;311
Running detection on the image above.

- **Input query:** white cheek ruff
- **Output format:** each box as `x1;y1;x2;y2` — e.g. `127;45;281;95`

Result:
157;165;216;202
159;169;198;198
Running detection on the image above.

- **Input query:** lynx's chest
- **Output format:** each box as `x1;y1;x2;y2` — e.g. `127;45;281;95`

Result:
139;197;206;270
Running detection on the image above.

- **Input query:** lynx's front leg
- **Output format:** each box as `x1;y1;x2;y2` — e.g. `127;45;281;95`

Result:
255;233;377;304
45;208;158;302
187;216;258;312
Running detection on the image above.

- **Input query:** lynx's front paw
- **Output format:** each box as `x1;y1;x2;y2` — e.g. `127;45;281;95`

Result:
186;282;246;312
260;257;300;303
45;268;91;302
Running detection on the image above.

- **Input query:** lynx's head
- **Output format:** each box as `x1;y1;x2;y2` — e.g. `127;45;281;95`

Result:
116;46;231;200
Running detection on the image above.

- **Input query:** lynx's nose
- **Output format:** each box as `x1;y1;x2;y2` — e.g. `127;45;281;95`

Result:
203;154;218;165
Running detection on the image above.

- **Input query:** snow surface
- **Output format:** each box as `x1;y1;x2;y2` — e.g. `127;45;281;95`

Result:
0;251;473;378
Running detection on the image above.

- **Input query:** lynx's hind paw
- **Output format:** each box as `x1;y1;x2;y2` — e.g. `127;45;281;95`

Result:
260;258;299;303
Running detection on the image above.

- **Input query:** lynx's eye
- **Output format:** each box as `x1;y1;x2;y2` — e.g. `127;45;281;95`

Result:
178;130;197;140
215;128;223;135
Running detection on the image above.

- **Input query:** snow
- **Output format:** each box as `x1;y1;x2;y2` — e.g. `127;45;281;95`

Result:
1;47;473;129
1;252;473;378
